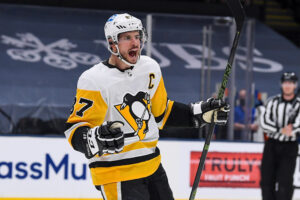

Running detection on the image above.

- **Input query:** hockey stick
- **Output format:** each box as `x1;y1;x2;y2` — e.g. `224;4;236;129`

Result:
189;1;246;200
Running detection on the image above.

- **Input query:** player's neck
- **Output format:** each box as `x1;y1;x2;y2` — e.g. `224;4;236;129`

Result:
109;55;131;71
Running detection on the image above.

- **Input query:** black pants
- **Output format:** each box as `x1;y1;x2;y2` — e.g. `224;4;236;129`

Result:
260;138;298;200
96;164;174;200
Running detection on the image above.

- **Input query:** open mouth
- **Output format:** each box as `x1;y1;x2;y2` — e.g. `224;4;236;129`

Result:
129;50;138;58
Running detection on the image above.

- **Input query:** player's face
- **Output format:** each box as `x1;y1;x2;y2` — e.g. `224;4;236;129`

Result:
118;31;141;64
281;81;297;96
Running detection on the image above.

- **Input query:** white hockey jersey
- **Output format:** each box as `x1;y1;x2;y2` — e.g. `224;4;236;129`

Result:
65;56;174;185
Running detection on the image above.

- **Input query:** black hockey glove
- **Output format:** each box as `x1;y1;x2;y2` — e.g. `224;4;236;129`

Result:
190;98;230;127
84;121;124;159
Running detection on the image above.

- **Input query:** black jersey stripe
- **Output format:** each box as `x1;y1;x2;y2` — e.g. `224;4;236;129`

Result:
283;102;287;125
263;99;278;131
155;112;165;123
269;98;275;121
154;98;170;124
275;98;280;128
65;122;76;131
262;95;300;142
89;147;160;168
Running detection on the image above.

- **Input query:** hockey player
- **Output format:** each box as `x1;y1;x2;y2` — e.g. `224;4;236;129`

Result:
260;72;300;200
64;13;230;200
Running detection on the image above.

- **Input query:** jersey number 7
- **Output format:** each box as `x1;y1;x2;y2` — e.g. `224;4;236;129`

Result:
70;97;94;117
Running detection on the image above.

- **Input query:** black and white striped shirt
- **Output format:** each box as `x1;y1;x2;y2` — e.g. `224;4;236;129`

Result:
260;94;300;141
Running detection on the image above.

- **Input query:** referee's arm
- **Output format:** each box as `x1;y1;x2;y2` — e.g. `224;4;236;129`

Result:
260;98;279;133
292;99;300;136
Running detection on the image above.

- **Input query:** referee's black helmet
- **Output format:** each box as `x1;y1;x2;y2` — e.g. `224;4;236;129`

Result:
281;72;298;83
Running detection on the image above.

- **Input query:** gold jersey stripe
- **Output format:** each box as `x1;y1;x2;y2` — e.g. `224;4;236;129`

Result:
0;199;101;200
90;155;161;185
161;100;174;129
101;182;119;200
151;77;168;117
67;88;107;127
100;140;158;157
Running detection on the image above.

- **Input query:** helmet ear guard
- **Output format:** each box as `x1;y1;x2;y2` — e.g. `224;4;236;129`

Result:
107;37;117;54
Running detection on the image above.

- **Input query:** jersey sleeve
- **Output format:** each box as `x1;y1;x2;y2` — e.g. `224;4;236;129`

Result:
151;76;193;129
260;97;279;133
292;98;300;135
151;76;174;129
64;76;108;150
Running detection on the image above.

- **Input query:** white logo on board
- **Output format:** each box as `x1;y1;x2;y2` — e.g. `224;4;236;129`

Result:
1;33;283;73
1;33;100;70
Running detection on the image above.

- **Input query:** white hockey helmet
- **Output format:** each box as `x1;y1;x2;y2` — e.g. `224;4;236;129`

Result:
104;13;147;65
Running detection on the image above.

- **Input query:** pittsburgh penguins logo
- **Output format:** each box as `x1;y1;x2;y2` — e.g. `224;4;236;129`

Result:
115;92;151;140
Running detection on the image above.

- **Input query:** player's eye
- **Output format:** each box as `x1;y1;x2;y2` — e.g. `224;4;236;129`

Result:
135;35;141;40
124;35;131;40
119;34;141;42
120;35;132;41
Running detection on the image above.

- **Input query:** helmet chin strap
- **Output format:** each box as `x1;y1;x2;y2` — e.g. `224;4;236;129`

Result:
115;45;140;67
107;39;144;68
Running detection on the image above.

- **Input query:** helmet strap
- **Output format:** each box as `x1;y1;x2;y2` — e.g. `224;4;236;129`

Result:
114;44;142;67
106;35;145;67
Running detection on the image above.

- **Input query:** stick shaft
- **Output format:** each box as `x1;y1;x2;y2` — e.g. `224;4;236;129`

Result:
189;31;241;200
189;121;214;200
189;1;245;197
218;31;241;100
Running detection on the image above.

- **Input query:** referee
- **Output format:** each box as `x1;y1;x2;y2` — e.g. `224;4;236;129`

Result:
260;72;300;200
